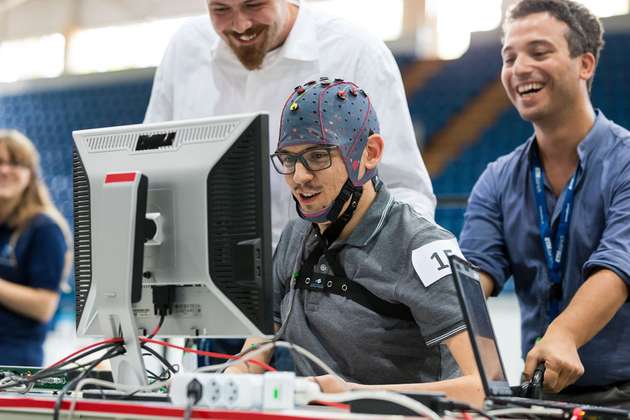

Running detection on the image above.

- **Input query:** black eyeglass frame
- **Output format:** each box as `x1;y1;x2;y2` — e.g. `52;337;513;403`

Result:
270;145;338;175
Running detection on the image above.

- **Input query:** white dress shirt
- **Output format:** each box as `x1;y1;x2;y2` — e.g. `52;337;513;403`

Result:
144;3;436;245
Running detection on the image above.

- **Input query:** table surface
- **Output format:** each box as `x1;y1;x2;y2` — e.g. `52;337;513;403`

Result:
0;393;417;420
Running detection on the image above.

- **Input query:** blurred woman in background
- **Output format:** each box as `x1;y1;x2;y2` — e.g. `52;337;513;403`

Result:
0;129;71;366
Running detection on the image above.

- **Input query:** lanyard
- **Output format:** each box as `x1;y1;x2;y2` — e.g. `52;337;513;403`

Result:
531;148;579;321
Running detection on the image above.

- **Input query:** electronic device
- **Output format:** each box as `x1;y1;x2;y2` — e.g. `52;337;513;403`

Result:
347;391;446;416
169;372;319;410
72;113;274;386
449;255;630;419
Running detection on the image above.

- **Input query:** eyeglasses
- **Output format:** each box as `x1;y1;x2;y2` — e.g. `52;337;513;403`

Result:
270;145;337;175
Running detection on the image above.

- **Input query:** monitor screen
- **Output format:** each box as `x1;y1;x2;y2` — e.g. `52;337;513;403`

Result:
449;255;512;397
72;113;273;385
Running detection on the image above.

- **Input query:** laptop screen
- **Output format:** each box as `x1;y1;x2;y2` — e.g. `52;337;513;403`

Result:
449;255;513;397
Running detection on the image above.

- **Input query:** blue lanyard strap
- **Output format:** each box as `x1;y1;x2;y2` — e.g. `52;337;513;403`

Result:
530;147;579;321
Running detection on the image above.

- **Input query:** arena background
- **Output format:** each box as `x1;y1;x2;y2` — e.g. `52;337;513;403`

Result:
1;0;628;384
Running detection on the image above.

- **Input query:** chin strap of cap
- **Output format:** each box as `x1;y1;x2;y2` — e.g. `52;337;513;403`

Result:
318;180;363;246
294;177;361;225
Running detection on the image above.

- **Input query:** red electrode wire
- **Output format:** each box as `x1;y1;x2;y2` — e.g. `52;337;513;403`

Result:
140;337;277;372
44;336;350;411
147;320;163;338
46;337;124;370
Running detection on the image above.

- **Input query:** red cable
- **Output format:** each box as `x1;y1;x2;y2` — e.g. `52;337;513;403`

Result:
571;407;585;420
45;333;275;379
312;400;350;410
140;337;277;372
46;336;351;411
45;337;124;369
147;320;162;338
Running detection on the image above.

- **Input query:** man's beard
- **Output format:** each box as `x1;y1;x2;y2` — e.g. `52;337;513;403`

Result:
225;24;276;70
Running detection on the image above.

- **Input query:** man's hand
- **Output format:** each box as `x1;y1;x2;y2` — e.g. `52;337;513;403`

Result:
223;362;251;374
523;328;584;393
523;269;627;393
309;374;355;393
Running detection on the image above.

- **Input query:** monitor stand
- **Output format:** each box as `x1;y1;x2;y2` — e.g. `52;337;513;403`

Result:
91;171;149;386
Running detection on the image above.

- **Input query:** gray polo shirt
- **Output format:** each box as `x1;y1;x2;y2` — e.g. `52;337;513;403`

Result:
273;186;465;384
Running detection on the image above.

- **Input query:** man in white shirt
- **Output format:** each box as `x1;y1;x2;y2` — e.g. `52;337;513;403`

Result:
145;0;435;244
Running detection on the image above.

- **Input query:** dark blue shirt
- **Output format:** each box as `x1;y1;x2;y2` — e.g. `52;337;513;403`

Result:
460;111;630;386
0;213;67;366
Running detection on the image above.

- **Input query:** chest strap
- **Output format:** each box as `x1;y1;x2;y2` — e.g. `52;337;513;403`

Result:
294;267;414;322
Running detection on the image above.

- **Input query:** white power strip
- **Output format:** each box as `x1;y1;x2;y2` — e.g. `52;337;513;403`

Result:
169;372;320;410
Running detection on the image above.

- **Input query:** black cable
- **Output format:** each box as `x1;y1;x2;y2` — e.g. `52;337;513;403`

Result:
147;315;165;339
0;342;123;391
46;342;122;372
0;343;117;388
183;396;196;420
231;292;296;365
141;343;179;374
144;367;169;382
465;406;500;420
51;345;125;419
439;400;499;420
183;378;203;420
51;345;125;420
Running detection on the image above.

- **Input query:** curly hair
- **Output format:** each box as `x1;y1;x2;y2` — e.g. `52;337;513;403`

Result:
503;0;604;92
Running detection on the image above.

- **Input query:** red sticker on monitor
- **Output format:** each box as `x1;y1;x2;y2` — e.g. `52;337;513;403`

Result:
105;172;136;183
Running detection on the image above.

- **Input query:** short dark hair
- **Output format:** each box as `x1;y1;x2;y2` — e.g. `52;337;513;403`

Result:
503;0;604;92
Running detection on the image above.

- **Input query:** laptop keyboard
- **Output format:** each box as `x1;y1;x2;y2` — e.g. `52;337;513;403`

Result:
490;396;630;419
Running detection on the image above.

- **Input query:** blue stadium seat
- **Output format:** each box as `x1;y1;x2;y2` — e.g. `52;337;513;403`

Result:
0;76;154;316
409;41;502;144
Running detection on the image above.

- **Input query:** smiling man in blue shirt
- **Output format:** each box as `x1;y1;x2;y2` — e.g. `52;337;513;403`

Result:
460;0;630;407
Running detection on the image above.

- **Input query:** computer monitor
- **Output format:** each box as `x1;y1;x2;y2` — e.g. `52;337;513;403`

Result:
72;113;273;386
449;255;511;397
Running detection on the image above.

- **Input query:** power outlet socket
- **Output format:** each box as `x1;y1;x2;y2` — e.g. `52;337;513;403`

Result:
169;372;307;410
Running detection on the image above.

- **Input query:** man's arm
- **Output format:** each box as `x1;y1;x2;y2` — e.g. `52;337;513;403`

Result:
459;163;511;296
314;331;484;408
224;336;276;374
479;271;495;298
524;268;629;392
0;279;59;323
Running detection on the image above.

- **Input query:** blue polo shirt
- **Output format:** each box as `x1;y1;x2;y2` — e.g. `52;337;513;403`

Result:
460;111;630;387
0;213;67;366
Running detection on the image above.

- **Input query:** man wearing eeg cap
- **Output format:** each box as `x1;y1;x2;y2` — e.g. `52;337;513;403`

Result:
276;78;380;227
230;78;483;405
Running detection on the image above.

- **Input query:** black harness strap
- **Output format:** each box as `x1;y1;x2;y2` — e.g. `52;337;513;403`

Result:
293;176;413;321
295;266;414;321
297;231;413;321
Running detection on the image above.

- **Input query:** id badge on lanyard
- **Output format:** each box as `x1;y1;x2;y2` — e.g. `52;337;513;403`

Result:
531;148;579;321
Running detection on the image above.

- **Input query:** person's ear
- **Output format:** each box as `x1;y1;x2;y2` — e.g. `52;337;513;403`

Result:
363;133;384;171
579;52;596;82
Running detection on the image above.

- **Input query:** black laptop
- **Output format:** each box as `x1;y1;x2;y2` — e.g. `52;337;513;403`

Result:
448;255;629;419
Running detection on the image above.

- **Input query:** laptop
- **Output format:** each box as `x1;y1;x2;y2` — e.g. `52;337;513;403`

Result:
448;255;630;419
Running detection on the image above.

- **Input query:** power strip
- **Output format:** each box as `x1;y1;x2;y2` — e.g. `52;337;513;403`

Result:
169;372;319;410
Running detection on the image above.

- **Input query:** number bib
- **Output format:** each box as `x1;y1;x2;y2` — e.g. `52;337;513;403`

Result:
411;238;464;287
